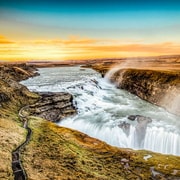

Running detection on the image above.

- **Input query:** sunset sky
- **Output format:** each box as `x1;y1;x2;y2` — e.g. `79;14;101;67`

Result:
0;0;180;61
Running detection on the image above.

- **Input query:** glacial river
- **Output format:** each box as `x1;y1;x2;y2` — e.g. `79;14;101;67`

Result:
21;66;180;156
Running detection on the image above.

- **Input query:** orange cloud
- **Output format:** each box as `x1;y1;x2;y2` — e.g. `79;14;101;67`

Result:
0;35;14;44
34;36;98;45
0;34;179;61
78;42;180;54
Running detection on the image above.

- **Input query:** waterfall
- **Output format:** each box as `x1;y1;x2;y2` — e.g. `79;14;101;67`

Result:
21;66;180;156
144;127;180;155
59;116;180;155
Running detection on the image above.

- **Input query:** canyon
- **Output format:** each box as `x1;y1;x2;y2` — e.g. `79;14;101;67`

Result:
0;58;180;179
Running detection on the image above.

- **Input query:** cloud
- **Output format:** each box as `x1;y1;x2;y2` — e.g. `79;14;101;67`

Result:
0;35;14;44
81;42;180;54
33;36;99;45
0;34;179;61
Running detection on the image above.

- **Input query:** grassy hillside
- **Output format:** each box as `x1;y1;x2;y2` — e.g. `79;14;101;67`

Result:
0;78;38;179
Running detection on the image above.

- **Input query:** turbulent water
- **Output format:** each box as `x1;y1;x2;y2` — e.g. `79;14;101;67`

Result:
21;66;180;156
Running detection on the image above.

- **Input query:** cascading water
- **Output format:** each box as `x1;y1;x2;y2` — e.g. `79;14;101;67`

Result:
21;66;180;156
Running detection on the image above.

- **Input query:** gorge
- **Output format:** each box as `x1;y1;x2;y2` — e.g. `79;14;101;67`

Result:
21;66;180;156
0;62;180;179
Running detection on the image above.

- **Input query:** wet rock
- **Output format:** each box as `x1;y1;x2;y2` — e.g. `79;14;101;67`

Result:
127;115;137;121
118;122;130;136
135;115;152;147
29;92;76;122
127;115;152;147
136;115;152;123
128;115;152;122
90;79;102;89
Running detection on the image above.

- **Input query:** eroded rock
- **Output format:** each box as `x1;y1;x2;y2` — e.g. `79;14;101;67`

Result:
29;92;76;122
0;63;39;82
110;69;180;116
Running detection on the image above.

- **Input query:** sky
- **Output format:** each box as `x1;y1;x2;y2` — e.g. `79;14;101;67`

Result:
0;0;180;61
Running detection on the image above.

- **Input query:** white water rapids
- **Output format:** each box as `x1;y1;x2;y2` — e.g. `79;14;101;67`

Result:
21;66;180;156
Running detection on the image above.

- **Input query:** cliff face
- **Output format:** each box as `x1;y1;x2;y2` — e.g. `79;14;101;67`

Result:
29;92;76;122
110;69;180;116
84;55;180;116
0;63;39;82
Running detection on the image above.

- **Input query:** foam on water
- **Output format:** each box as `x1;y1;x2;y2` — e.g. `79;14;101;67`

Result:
21;66;180;156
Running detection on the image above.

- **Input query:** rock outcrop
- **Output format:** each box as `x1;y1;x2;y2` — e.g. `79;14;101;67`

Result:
0;63;39;81
28;92;76;122
110;69;180;116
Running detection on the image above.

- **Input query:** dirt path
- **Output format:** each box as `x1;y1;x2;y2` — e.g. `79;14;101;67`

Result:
12;106;31;180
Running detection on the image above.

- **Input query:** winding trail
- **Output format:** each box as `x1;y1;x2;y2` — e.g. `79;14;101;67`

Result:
12;106;31;180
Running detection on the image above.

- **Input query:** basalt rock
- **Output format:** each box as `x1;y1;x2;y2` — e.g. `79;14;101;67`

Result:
110;69;180;116
28;92;76;122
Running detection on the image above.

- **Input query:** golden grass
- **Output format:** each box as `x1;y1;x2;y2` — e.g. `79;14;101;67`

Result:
0;116;26;180
0;77;39;179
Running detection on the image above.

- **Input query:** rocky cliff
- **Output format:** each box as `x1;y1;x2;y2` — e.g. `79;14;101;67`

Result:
110;69;180;116
85;56;180;116
29;92;76;122
0;63;39;81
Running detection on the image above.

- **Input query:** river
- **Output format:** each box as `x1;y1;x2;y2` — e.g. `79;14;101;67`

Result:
21;66;180;156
